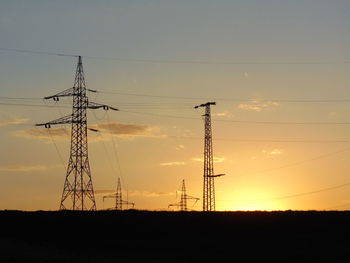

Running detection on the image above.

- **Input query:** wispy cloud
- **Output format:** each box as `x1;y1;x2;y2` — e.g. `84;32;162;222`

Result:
192;156;226;163
0;165;47;172
238;100;279;112
14;121;164;142
212;111;230;117
0;118;29;126
262;149;283;155
160;161;186;166
13;127;70;141
91;122;163;138
175;145;185;150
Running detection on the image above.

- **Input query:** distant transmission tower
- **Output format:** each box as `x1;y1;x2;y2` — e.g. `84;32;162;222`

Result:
36;56;118;210
194;102;224;211
103;177;134;210
168;179;199;211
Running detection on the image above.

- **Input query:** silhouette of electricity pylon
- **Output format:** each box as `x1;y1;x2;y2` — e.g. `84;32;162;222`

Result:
194;102;225;211
36;56;118;210
103;178;134;210
168;179;199;211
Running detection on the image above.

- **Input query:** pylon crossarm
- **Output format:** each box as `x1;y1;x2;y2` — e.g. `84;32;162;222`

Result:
35;114;73;128
208;174;225;178
194;102;216;109
186;195;200;201
87;101;119;111
44;87;75;101
121;200;134;208
103;194;117;200
168;203;180;208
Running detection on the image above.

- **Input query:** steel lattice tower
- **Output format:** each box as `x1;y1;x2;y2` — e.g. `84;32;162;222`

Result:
168;179;199;211
37;56;118;210
180;179;187;211
194;102;224;211
103;177;134;210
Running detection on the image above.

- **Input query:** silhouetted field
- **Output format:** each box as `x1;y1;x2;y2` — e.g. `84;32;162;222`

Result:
1;210;350;262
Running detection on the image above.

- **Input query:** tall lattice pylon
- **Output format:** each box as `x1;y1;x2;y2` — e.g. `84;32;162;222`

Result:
168;179;199;211
194;102;224;211
36;56;118;210
103;178;134;210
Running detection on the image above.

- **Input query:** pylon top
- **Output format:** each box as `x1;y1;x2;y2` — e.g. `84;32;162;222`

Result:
194;102;216;109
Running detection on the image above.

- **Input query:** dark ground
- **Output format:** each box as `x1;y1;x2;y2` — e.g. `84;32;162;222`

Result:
0;210;350;262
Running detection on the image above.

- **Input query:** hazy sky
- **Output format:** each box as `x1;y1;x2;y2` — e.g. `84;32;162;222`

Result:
0;0;350;211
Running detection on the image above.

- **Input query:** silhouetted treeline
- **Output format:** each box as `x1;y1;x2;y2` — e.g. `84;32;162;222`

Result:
1;210;350;262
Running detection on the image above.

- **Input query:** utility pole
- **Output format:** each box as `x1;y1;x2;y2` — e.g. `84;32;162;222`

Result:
103;177;134;210
36;56;118;210
168;179;199;211
194;102;224;211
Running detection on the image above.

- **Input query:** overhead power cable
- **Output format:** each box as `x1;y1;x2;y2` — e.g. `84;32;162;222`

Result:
244;146;350;175
1;47;350;65
2;93;350;104
1;101;350;126
98;91;350;103
0;47;78;57
230;180;350;204
267;181;350;201
166;135;350;144
120;110;350;125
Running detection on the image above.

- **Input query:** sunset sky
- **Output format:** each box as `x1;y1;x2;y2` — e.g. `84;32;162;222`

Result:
0;0;350;211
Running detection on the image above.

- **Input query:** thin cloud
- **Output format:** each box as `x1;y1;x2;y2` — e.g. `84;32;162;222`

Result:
13;121;164;142
262;149;283;155
91;122;163;138
13;127;70;141
0;118;29;126
0;165;47;172
238;100;279;112
192;156;226;163
160;161;186;166
175;145;185;150
212;111;230;117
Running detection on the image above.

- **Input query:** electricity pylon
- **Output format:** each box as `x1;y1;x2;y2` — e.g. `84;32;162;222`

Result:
36;56;118;210
194;102;224;211
168;179;199;211
103;177;134;210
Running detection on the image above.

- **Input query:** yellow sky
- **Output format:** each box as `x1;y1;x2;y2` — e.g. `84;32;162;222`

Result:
0;1;350;211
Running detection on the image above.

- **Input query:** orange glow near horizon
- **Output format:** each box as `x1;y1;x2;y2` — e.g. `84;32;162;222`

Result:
220;188;284;211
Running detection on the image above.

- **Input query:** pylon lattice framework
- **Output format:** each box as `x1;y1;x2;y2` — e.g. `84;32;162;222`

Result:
194;102;224;211
37;56;118;210
103;178;135;210
168;179;199;211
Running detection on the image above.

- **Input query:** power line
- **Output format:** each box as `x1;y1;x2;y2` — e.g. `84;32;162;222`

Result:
267;181;350;201
2;93;350;104
98;91;350;103
227;181;350;205
0;102;71;109
243;146;350;176
84;56;350;65
0;47;78;57
167;135;350;144
2;47;350;65
2;101;350;128
121;110;350;125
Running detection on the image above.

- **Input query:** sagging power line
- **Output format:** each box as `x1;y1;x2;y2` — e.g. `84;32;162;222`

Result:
2;47;350;65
